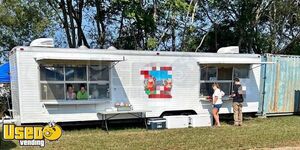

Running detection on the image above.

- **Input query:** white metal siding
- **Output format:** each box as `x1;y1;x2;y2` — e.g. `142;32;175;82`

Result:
9;51;21;125
111;56;204;117
18;51;111;123
14;47;261;124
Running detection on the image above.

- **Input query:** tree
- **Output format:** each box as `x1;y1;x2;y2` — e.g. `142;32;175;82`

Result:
0;0;54;61
111;0;156;50
197;0;300;54
47;0;90;48
44;0;300;54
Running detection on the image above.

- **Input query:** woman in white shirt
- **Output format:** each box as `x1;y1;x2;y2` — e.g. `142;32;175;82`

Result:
211;83;224;127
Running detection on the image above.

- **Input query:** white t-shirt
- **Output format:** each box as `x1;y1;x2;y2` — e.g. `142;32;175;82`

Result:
212;89;225;104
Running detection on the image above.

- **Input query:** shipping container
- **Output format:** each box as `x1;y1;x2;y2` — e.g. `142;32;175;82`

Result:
259;54;300;116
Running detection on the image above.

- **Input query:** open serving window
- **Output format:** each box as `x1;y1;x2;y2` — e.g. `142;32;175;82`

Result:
35;55;125;104
198;60;275;101
199;64;250;97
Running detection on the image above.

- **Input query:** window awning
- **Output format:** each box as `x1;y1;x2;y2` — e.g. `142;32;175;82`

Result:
35;55;125;62
197;61;276;64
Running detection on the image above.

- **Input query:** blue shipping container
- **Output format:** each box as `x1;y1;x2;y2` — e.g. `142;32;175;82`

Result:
260;54;300;116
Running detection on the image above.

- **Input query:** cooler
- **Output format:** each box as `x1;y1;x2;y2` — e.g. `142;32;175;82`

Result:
147;118;166;129
163;115;189;129
189;114;212;127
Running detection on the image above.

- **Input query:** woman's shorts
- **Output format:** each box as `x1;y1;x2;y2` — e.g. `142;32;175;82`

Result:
213;104;222;110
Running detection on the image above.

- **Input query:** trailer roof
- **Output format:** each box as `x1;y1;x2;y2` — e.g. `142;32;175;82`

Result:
13;46;261;58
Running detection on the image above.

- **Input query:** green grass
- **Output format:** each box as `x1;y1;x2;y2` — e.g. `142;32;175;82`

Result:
1;116;300;150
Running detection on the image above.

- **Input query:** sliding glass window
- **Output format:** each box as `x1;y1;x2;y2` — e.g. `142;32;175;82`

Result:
40;63;110;101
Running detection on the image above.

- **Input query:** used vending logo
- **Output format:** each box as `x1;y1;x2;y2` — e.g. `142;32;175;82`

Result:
2;122;62;147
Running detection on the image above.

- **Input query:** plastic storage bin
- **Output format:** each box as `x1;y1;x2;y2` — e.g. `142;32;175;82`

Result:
189;114;212;127
163;115;189;129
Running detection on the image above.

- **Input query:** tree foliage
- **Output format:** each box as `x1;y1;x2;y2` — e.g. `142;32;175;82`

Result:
0;0;54;61
47;0;300;54
0;0;299;55
0;0;53;48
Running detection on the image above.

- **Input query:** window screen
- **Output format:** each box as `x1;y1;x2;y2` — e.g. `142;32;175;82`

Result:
200;65;235;97
65;66;87;81
200;83;214;97
40;66;64;81
40;64;110;100
201;67;217;81
218;67;232;80
89;83;109;99
218;82;232;95
89;65;109;81
41;84;64;100
234;65;249;78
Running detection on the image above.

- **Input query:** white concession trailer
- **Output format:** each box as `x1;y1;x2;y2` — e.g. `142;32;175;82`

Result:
9;40;262;125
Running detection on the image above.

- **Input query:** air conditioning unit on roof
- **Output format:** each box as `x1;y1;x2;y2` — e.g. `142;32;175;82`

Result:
217;46;239;54
30;38;54;48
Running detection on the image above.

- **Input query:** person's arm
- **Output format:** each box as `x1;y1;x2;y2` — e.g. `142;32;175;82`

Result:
72;93;76;100
213;96;218;104
84;92;88;99
231;86;237;97
76;92;80;100
212;90;218;104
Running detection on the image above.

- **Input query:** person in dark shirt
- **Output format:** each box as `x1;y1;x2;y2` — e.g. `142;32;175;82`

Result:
231;78;244;126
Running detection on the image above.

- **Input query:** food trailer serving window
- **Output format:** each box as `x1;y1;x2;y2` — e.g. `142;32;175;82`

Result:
40;63;110;101
199;64;249;97
36;55;125;102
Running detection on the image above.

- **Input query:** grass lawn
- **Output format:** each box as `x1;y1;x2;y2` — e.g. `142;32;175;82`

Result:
1;116;300;150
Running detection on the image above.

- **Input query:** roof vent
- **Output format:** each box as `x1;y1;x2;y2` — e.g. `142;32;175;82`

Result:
78;45;89;49
30;38;54;48
107;46;117;50
217;46;239;54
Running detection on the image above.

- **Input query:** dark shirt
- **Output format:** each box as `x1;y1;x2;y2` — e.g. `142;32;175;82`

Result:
232;84;244;102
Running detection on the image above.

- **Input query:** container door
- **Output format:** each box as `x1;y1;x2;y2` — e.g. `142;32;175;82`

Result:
262;54;300;115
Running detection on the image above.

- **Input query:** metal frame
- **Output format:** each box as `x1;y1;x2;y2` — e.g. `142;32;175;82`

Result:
39;64;110;101
100;111;148;133
199;64;250;97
